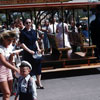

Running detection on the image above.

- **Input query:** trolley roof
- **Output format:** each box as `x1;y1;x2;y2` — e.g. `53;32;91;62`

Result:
0;1;100;11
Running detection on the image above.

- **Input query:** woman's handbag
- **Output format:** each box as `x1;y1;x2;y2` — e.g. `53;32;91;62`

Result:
32;52;42;60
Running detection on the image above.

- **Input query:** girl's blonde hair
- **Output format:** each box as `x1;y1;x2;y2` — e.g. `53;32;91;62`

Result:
0;30;17;45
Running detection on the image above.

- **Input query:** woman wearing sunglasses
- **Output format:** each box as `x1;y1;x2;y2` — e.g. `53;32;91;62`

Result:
20;19;44;89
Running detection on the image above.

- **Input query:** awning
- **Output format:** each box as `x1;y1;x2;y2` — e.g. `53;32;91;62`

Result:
0;1;99;11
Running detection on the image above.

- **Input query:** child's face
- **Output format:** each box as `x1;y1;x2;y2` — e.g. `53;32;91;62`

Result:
20;67;31;77
3;37;13;47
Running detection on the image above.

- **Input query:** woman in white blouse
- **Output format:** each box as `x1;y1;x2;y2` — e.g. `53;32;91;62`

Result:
0;30;20;100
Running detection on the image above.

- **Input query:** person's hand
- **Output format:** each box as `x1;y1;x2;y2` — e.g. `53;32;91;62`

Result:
29;50;35;55
14;69;21;78
37;49;41;54
16;68;20;74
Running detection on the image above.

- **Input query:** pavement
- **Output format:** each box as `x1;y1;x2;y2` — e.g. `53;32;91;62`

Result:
0;68;100;100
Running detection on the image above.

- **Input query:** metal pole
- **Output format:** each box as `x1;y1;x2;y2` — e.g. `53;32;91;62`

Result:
52;10;55;34
72;9;75;22
34;8;37;31
61;6;65;48
5;10;9;28
87;5;91;46
30;10;33;21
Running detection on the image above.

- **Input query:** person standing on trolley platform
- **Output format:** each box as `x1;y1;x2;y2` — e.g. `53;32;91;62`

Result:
19;19;44;89
90;5;100;60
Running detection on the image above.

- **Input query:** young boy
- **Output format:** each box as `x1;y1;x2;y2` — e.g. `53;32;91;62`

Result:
15;61;37;100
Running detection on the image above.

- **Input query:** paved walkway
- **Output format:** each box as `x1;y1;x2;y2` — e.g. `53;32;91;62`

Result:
0;69;100;100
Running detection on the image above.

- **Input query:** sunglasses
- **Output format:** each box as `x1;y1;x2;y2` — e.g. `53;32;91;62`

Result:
26;22;31;24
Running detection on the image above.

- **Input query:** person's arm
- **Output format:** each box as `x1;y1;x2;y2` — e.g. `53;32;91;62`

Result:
20;43;35;55
9;53;15;64
0;53;20;73
19;30;35;55
14;95;19;100
35;41;41;53
30;78;37;100
65;24;69;33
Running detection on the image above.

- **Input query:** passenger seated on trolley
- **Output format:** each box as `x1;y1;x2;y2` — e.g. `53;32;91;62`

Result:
68;20;83;53
81;24;89;42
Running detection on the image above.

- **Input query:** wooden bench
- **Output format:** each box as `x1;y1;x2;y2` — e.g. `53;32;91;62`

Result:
83;45;96;57
47;33;71;59
42;34;97;70
57;48;71;59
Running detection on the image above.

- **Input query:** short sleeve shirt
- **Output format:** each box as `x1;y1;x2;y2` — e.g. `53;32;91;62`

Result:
0;45;12;63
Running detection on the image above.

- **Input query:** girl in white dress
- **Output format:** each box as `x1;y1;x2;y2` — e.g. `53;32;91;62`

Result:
56;18;71;48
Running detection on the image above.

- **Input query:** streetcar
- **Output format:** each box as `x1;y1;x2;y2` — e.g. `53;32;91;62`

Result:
0;0;100;73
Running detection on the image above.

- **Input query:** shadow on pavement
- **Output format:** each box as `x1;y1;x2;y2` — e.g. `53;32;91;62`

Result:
42;68;100;80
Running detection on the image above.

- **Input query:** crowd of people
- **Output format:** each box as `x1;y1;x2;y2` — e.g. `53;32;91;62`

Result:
0;10;96;100
0;19;44;100
0;16;89;54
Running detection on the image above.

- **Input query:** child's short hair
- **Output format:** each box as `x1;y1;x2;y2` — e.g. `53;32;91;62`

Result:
19;61;32;70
